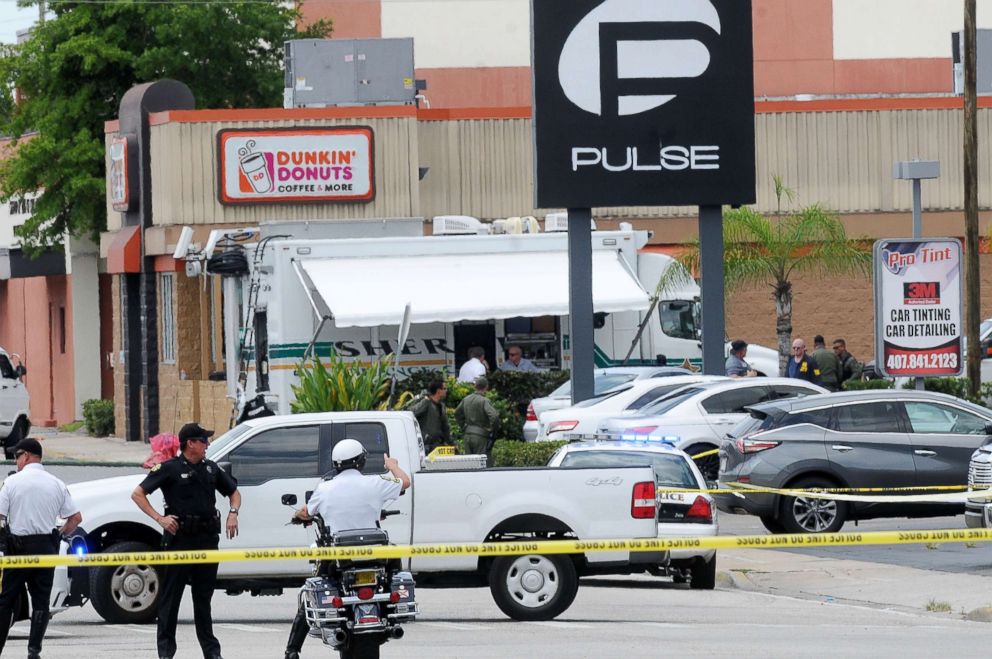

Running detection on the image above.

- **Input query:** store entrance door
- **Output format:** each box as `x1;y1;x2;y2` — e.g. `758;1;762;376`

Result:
453;322;496;373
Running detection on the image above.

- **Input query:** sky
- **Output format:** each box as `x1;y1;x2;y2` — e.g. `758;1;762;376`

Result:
0;1;41;45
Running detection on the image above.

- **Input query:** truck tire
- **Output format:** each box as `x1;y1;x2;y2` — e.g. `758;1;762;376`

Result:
89;541;162;624
689;555;716;590
684;443;719;482
488;554;578;621
4;417;27;459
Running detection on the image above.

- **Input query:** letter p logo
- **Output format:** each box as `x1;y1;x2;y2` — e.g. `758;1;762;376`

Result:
558;0;721;117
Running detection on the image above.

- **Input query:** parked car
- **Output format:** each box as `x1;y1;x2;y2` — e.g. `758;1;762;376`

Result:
523;366;692;441
547;439;718;589
719;390;992;534
0;347;30;459
597;378;828;481
964;437;992;528
536;375;728;441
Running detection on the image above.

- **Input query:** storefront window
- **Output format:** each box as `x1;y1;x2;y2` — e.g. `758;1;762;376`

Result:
658;300;700;340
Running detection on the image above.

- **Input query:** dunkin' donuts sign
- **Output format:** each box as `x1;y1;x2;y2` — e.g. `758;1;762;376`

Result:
218;127;374;204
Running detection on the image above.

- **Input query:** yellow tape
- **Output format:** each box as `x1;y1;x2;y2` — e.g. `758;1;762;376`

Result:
690;448;719;460
6;529;992;569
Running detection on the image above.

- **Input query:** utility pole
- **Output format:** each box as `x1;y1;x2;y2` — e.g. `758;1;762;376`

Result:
38;0;45;25
964;0;980;398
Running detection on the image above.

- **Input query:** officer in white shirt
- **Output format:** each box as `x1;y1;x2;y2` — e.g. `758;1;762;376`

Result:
457;346;488;383
0;438;81;658
283;439;410;659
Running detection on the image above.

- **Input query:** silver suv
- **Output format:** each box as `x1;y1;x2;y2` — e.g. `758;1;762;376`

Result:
719;390;992;533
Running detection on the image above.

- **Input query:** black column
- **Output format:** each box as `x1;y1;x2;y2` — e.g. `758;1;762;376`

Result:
117;80;195;441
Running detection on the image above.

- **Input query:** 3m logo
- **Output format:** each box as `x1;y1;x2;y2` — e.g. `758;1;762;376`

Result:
558;0;721;117
903;282;940;305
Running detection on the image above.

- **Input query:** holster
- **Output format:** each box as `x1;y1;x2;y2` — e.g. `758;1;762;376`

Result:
0;525;9;554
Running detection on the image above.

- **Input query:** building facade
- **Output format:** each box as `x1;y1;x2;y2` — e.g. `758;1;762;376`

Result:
301;0;991;107
102;88;992;439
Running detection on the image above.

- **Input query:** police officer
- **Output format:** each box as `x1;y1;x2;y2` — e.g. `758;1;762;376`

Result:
0;438;81;658
132;423;240;659
455;376;499;455
283;439;410;659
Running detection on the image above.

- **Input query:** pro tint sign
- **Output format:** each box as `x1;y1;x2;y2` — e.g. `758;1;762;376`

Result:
874;239;963;377
531;0;756;208
218;127;374;204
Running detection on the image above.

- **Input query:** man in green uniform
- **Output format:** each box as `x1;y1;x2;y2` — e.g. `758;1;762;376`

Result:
810;335;841;391
455;377;499;455
408;379;450;452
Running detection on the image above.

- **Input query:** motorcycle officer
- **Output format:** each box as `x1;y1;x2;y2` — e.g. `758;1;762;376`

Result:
283;439;410;659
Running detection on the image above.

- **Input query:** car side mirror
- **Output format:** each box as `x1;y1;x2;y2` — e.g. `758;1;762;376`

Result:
984;423;992;437
15;364;25;378
706;480;719;490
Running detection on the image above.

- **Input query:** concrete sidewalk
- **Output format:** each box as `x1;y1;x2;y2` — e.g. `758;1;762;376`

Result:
26;427;150;465
720;547;992;621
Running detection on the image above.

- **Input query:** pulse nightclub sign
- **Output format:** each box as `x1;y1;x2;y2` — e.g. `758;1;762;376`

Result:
873;238;963;377
532;0;756;208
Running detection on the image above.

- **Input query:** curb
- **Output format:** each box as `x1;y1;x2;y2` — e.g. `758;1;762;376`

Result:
3;460;144;468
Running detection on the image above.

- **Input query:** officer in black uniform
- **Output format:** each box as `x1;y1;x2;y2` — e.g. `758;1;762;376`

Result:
132;423;240;659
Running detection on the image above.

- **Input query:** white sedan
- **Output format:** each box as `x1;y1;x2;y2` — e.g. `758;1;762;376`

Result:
597;377;829;481
536;375;728;441
547;439;718;589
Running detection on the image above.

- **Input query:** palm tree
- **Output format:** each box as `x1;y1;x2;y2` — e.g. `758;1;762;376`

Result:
662;184;872;375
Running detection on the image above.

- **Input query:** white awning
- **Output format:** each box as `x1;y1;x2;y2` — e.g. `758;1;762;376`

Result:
298;250;650;328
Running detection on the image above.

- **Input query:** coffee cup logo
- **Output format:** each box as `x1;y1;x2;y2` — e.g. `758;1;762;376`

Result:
238;140;273;194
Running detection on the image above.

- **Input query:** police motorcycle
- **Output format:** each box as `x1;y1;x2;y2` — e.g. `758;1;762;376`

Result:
287;503;417;659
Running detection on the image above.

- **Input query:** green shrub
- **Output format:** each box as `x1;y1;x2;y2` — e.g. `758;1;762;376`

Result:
842;379;894;391
491;439;568;467
899;377;991;406
82;399;115;437
291;350;403;412
487;370;570;410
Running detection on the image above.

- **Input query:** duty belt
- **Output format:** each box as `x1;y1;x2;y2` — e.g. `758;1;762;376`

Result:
167;511;221;535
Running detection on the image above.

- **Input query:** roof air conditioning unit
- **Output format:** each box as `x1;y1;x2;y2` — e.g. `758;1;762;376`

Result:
491;216;542;235
544;212;597;233
432;215;490;235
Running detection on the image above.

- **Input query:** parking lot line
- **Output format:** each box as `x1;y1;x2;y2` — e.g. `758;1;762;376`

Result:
215;623;278;633
524;621;594;629
419;621;490;631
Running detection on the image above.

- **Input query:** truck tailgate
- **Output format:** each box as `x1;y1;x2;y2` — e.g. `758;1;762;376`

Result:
409;466;657;572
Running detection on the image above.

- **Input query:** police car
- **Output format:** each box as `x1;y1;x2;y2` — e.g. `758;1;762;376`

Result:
546;437;718;589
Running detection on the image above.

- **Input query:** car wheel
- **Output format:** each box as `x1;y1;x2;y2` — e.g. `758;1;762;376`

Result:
779;477;847;534
760;516;787;534
488;553;578;621
689;556;716;590
684;443;719;482
4;417;27;459
89;541;162;624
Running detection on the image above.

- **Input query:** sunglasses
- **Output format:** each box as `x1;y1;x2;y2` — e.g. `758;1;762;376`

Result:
187;437;209;444
14;451;24;459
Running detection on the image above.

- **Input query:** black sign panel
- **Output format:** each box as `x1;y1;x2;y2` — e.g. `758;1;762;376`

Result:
532;0;756;208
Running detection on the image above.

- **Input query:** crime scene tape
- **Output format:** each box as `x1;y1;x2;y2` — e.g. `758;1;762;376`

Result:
690;449;719;460
4;529;992;569
656;483;992;503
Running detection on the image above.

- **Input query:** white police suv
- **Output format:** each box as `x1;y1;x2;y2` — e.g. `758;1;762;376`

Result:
546;437;718;589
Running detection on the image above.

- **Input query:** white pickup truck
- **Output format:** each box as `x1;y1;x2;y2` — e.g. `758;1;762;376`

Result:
0;347;30;459
53;411;661;622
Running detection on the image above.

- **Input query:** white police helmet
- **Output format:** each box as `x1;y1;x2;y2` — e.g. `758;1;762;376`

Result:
332;439;367;472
